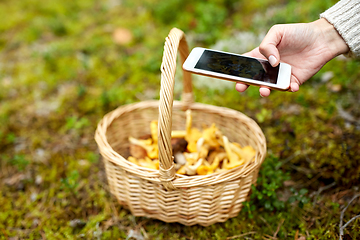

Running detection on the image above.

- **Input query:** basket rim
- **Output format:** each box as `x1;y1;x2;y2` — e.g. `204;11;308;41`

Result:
95;100;267;188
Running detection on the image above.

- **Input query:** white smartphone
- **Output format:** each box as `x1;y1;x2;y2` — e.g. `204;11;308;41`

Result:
183;47;292;91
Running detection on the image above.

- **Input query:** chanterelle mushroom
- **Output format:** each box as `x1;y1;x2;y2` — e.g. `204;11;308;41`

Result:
171;130;186;139
176;165;186;175
127;156;159;170
185;158;203;175
183;152;198;165
196;152;227;175
180;109;200;152
185;109;192;135
170;109;201;150
222;136;245;169
230;143;256;162
196;137;210;159
138;157;159;170
150;120;158;144
128;156;139;165
129;137;158;159
202;123;221;149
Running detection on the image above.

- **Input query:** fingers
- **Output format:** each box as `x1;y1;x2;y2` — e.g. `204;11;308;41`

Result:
289;75;301;92
259;88;271;97
260;74;301;96
290;82;299;92
235;83;249;92
235;48;261;94
259;25;283;67
236;83;272;97
242;82;299;97
243;47;266;59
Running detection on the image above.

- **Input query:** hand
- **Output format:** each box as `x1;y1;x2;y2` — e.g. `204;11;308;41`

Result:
235;18;350;97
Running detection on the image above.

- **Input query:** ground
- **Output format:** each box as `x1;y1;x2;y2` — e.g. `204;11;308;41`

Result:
0;0;359;239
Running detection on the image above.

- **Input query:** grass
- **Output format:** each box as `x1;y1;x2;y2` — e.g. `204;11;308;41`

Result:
0;0;360;239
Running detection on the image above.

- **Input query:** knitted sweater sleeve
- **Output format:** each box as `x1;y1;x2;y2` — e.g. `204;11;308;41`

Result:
320;0;360;58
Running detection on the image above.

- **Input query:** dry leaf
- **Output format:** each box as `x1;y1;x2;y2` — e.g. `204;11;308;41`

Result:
127;229;144;240
329;83;342;92
129;144;147;159
112;28;133;45
283;180;296;187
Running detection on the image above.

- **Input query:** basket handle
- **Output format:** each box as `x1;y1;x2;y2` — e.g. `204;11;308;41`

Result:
158;28;193;190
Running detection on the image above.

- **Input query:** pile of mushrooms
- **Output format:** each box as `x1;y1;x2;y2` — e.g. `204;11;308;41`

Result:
127;110;256;175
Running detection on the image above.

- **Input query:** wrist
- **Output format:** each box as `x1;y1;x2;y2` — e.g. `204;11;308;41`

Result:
312;18;350;58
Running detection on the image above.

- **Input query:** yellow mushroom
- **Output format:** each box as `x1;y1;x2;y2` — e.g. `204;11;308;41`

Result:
242;146;256;162
185;128;202;153
196;137;211;159
230;143;256;162
176;165;186;175
150;120;158;143
196;152;226;175
214;168;227;173
196;165;210;175
128;110;255;175
213;152;228;165
182;109;203;152
138;157;159;170
185;109;192;135
154;159;160;169
215;130;225;147
129;136;158;159
183;152;198;165
128;156;139;165
171;130;186;139
185;158;203;175
202;123;221;149
222;136;245;169
206;149;225;164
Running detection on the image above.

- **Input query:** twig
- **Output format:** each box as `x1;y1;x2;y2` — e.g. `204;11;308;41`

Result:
310;182;336;205
273;219;285;238
275;153;300;170
288;164;313;175
294;230;299;240
259;216;274;233
109;200;125;230
299;172;323;188
40;231;47;240
226;231;257;239
342;214;360;231
262;234;277;240
339;193;360;240
140;226;149;240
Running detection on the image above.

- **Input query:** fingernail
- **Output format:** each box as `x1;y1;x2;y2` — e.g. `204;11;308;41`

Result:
269;55;277;67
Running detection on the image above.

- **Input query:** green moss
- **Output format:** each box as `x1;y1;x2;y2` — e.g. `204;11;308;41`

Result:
0;0;359;238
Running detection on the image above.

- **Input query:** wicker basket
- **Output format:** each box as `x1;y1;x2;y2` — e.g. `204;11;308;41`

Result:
95;28;267;226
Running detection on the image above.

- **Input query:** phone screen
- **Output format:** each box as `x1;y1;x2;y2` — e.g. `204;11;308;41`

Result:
194;50;279;84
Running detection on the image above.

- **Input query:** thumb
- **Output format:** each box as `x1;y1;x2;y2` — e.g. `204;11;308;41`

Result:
259;25;283;67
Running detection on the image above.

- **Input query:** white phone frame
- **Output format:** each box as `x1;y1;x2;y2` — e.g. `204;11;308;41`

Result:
183;47;291;91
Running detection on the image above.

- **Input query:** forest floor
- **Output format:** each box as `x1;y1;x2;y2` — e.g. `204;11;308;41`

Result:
0;0;359;239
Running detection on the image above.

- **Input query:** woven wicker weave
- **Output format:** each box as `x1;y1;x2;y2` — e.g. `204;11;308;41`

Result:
95;28;267;226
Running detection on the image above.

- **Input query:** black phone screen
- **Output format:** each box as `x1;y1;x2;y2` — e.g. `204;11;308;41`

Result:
195;50;279;84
